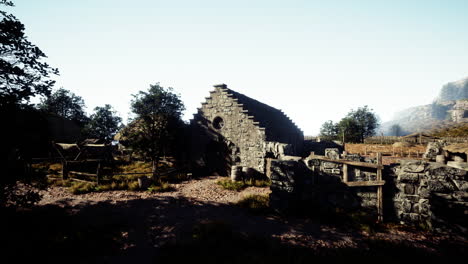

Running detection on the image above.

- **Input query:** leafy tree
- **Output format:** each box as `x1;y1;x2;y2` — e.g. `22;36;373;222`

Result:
85;104;122;142
123;83;185;178
1;1;58;207
390;124;402;137
331;106;379;143
38;88;89;126
337;117;360;143
319;120;339;141
0;1;58;108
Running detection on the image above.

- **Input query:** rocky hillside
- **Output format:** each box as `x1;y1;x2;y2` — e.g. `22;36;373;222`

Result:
382;76;468;135
435;77;468;102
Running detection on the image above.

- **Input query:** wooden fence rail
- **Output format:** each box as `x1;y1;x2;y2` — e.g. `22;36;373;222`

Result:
309;152;385;222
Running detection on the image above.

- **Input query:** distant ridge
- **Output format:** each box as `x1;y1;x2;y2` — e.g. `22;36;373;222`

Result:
382;76;468;135
435;76;468;102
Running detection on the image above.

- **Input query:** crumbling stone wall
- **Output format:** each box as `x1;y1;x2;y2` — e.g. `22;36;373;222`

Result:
270;157;467;232
270;155;379;213
190;84;303;176
392;160;467;232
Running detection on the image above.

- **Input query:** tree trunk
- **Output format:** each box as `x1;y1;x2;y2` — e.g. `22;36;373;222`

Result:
152;157;159;181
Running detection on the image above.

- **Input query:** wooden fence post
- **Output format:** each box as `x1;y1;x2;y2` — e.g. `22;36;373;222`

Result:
96;162;101;185
343;164;348;183
377;152;383;222
62;161;68;180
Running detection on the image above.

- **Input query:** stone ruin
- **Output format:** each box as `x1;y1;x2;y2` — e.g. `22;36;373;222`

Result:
189;84;467;232
190;84;303;178
269;149;468;233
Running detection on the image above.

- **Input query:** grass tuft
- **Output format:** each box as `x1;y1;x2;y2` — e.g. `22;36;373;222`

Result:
147;182;174;193
236;194;270;213
217;178;271;191
70;182;97;194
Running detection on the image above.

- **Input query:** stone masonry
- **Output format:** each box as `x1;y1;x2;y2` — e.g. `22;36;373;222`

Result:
270;154;468;233
190;84;303;177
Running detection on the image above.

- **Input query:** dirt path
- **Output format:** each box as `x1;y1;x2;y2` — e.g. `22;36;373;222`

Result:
38;176;270;206
8;176;467;263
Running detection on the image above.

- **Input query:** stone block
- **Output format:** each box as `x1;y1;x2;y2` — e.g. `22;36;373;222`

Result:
428;180;457;193
325;148;340;160
418;186;430;198
322;162;339;169
404;183;416;195
399;173;420;183
401;160;427;173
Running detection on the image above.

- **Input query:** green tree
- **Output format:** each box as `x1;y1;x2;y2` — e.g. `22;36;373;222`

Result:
319;120;339;141
85;104;122;142
337;117;360;143
124;83;185;178
38;88;89;126
0;1;58;108
1;1;58;207
337;106;379;143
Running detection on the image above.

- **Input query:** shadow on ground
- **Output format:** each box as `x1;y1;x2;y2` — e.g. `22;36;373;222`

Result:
2;194;467;264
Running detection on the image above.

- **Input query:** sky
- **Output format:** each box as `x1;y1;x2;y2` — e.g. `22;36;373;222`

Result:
6;0;468;135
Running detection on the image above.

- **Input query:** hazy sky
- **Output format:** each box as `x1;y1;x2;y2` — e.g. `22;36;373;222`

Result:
7;0;468;135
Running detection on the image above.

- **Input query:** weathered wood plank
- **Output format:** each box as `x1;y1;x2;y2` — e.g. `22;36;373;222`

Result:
310;155;383;169
345;180;385;187
343;164;348;183
69;171;98;177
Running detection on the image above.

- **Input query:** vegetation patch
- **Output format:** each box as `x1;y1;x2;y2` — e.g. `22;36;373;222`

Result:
70;182;97;194
147;182;174;193
236;194;270;213
217;178;271;191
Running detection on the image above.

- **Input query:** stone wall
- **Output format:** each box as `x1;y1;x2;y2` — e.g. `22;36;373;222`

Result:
190;84;303;177
269;155;379;213
191;87;267;175
391;160;467;232
269;156;468;233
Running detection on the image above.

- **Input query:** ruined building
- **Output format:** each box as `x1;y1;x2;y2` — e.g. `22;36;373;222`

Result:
190;84;303;177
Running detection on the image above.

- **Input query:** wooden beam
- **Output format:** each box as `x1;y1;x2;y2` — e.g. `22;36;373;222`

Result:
343;164;348;183
69;171;98;177
310;155;383;169
345;180;385;187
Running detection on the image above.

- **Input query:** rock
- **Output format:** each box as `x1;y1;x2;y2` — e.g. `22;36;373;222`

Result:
423;142;447;161
325;148;340;160
435;155;446;164
401;160;427;173
446;161;468;171
398;173;420;183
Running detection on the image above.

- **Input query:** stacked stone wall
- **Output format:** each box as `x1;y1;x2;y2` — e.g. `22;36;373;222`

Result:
269;157;468;233
192;87;267;174
392;160;467;231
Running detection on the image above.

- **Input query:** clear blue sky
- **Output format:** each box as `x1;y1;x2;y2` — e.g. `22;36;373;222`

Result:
7;0;468;135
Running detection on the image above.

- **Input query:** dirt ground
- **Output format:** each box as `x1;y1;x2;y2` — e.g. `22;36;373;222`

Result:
4;176;467;263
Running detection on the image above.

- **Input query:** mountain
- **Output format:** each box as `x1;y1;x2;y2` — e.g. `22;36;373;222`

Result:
382;76;468;135
435;77;468;102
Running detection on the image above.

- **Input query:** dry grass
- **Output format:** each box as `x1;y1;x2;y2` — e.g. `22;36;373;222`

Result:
236;194;269;212
345;143;426;157
217;178;271;191
432;123;468;137
115;161;153;174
